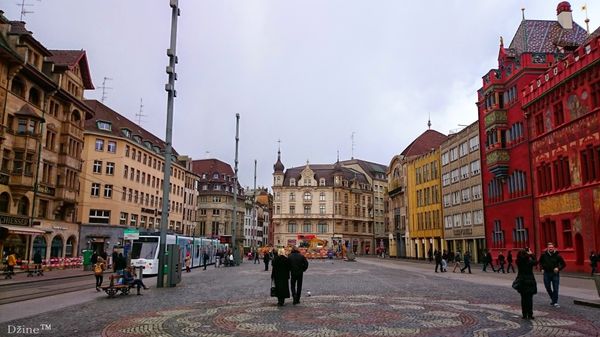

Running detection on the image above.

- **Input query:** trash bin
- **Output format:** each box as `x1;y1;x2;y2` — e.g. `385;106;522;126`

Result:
82;250;93;271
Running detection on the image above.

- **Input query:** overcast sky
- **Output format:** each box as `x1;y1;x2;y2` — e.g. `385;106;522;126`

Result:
3;1;599;189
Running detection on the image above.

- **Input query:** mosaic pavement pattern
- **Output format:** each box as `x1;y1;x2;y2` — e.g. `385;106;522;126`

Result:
101;295;598;337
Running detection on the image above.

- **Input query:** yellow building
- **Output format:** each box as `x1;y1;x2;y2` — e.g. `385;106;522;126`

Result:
0;16;94;262
401;129;447;259
78;100;186;254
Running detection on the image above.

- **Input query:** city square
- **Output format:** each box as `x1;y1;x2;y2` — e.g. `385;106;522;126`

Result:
1;258;599;337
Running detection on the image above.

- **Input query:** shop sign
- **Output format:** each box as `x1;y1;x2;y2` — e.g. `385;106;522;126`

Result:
0;214;29;226
124;228;139;240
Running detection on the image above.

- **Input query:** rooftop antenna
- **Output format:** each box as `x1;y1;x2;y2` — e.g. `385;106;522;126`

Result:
135;98;146;126
17;0;39;21
582;4;590;34
337;150;340;162
205;151;210;159
100;76;113;103
427;113;432;129
351;132;356;160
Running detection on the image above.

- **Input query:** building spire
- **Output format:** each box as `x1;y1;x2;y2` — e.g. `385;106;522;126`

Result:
582;4;590;34
273;139;284;172
427;112;432;129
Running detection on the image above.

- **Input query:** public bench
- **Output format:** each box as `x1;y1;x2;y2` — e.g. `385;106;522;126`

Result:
101;274;135;298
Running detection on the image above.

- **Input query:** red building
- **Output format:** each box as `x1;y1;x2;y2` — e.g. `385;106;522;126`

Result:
478;2;589;261
522;26;600;273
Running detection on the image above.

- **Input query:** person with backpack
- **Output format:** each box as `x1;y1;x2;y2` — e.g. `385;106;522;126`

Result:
94;257;106;291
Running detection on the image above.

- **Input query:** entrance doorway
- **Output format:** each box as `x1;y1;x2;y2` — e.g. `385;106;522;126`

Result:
575;233;584;266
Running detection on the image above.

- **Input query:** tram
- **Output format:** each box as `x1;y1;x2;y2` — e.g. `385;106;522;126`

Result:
130;234;225;275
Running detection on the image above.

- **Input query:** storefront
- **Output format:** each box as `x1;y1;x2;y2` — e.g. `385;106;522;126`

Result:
0;224;47;261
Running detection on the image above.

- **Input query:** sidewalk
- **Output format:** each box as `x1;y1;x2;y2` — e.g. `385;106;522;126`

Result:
0;268;94;286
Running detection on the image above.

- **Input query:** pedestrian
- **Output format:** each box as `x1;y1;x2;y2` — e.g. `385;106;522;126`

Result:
203;251;209;270
123;266;148;295
483;250;496;272
214;250;221;268
441;250;448;272
185;253;191;273
33;250;43;276
496;251;506;273
99;250;108;261
288;246;309;305
590;251;598;276
254;250;260;264
506;251;515;273
271;248;290;306
4;251;17;279
112;251;118;272
460;251;472;273
94;257;106;291
515;247;537;320
452;251;462;273
427;247;433;263
539;242;566;308
115;253;126;272
263;248;271;271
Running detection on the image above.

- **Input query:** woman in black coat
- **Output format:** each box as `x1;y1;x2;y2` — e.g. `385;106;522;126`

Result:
271;248;290;306
516;247;538;319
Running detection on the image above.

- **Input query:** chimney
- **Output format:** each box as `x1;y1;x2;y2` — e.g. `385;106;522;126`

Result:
556;1;573;29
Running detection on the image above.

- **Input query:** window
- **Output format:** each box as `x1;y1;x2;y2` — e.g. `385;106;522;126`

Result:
444;216;452;229
319;204;326;214
289;205;295;214
513;217;528;248
290;178;296;186
124;165;129;178
97;121;112;131
473;210;483;224
289;193;295;201
453;214;461;227
451;169;459;183
107;141;117;153
488;178;504;202
319;192;325;201
460;165;469;179
562;219;573;248
537;162;552;194
287;222;297;233
304;205;311;215
38;199;48;218
452;191;460;205
553;102;564;127
91;183;100;197
470;160;480;175
449;147;458;161
580;145;599;184
492;220;504;248
442;173;450;186
463;212;472;226
461;188;470;202
104;184;113;198
93;160;102;174
122;128;131;138
534;113;545;136
130;214;138;227
508;170;527;197
319;178;326;186
459;142;468;157
552;156;571;190
303;192;312;201
541;219;557;249
89;209;110;224
317;222;327;233
441;152;449;166
443;194;451;207
106;162;115;175
95;139;104;151
303;222;312;233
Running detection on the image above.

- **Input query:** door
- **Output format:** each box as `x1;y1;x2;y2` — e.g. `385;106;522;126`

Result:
575;233;584;266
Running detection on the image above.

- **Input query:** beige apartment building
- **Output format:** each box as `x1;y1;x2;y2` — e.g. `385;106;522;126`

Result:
179;156;200;237
191;158;245;252
387;155;409;257
0;16;94;262
440;121;484;262
272;151;385;255
78;100;186;254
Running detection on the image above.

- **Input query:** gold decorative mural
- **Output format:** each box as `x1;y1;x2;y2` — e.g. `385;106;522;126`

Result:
538;192;581;217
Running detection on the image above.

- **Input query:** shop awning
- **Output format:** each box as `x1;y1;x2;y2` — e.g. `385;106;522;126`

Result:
1;225;47;235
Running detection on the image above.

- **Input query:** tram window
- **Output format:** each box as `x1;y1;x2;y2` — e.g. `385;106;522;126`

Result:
131;240;158;259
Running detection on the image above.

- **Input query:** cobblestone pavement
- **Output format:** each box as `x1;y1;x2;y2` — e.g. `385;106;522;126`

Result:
1;258;599;337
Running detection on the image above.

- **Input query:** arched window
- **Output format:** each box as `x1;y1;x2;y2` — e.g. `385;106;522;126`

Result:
17;196;29;216
51;235;63;258
11;77;25;97
33;236;47;259
71;110;81;125
28;87;41;106
0;192;10;212
65;236;76;257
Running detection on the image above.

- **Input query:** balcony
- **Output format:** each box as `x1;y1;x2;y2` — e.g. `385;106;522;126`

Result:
12;133;40;152
55;186;78;203
58;155;82;171
61;122;83;140
486;149;509;178
484;110;508;131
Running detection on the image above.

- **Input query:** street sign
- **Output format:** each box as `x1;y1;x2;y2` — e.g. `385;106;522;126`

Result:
124;228;139;240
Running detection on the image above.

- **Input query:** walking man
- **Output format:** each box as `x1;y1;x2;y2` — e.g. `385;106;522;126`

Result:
506;250;515;273
539;242;566;308
452;251;462;273
496;251;506;273
434;250;442;273
263;249;271;271
203;251;209;270
460;251;472;274
483;250;496;272
288;246;309;305
590;251;598;276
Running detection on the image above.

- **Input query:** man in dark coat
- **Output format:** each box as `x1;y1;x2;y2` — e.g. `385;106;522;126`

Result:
91;251;98;265
460;251;472;273
539;242;566;307
287;246;309;305
516;248;538;319
263;249;271;271
271;248;290;306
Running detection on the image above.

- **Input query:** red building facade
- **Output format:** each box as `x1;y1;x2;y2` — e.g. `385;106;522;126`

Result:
478;2;589;261
522;29;600;273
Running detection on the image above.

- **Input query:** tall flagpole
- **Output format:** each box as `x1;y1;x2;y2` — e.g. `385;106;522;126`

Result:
232;114;240;265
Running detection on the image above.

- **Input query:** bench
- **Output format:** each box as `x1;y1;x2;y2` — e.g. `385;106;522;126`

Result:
101;275;135;298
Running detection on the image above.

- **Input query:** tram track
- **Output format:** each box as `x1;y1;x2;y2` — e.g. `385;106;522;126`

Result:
0;274;97;305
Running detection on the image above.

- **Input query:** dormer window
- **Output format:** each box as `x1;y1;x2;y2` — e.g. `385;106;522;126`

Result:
213;173;219;179
121;128;131;137
153;146;161;153
290;178;296;186
133;135;142;144
144;141;152;149
97;121;112;131
319;178;326;186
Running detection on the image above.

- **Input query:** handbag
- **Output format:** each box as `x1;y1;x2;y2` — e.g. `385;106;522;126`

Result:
270;280;277;297
511;276;520;291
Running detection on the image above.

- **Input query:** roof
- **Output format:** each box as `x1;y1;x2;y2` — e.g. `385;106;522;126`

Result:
83;99;178;156
400;129;447;157
8;20;51;56
191;159;234;178
282;163;370;187
587;26;600;43
509;20;588;55
48;50;94;89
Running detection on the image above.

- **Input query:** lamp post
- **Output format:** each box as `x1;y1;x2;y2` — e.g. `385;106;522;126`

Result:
232;114;240;266
157;0;180;288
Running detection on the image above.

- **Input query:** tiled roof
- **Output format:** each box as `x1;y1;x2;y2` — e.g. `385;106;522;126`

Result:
14;104;43;119
587;26;600;42
400;129;447;157
509;20;588;54
48;50;94;89
7;20;50;56
282;164;370;186
191;159;234;178
83;99;179;156
339;159;388;178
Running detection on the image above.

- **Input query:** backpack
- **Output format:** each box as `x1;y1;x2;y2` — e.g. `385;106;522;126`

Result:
94;263;103;275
